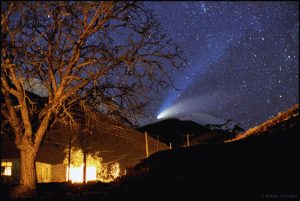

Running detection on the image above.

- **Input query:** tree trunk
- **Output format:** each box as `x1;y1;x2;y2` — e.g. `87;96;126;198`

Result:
11;148;37;198
20;149;37;189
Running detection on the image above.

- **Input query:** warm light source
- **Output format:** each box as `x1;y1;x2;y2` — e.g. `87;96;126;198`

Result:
1;162;12;176
64;148;122;183
86;166;97;181
67;165;97;183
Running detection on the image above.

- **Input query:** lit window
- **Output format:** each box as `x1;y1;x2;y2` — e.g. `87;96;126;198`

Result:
1;162;12;176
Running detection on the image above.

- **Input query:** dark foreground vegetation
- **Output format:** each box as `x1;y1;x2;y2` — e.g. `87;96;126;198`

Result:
1;111;299;201
120;113;299;201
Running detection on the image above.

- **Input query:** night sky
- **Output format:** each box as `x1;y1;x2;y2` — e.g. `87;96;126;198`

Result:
12;2;299;130
140;1;299;129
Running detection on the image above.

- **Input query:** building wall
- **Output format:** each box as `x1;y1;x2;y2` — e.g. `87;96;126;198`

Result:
36;162;52;183
1;158;55;184
1;158;20;185
51;163;67;182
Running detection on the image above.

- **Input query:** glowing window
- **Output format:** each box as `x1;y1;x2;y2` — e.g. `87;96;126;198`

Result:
1;162;12;176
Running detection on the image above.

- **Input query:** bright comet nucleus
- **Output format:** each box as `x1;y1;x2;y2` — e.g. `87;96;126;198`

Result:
157;107;176;119
156;104;183;119
157;110;169;119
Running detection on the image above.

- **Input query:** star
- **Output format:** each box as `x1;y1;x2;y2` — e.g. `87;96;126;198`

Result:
141;1;298;129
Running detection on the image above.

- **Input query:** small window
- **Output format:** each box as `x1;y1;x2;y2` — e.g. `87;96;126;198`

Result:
1;162;12;176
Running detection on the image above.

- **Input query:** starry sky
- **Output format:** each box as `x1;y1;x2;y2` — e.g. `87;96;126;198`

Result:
8;2;298;130
140;1;299;129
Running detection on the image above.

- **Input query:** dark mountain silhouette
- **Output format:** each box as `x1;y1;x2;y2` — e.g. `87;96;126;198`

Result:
137;118;238;147
137;118;210;147
189;128;236;145
205;118;245;134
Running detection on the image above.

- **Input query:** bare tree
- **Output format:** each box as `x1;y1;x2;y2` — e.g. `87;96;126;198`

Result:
1;1;183;196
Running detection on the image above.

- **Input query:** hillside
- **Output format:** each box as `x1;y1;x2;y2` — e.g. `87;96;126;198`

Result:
189;128;236;145
110;105;300;201
138;118;237;147
226;104;299;142
137;118;211;147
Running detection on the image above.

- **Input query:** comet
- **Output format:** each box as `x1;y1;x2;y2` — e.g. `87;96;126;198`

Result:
156;100;190;119
156;95;224;125
157;109;172;119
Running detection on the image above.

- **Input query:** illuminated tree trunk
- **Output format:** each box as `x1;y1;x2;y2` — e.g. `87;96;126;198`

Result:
12;147;37;197
20;149;37;189
12;112;51;198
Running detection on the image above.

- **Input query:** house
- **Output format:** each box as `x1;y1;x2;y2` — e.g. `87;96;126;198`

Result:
1;113;168;184
1;134;65;184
